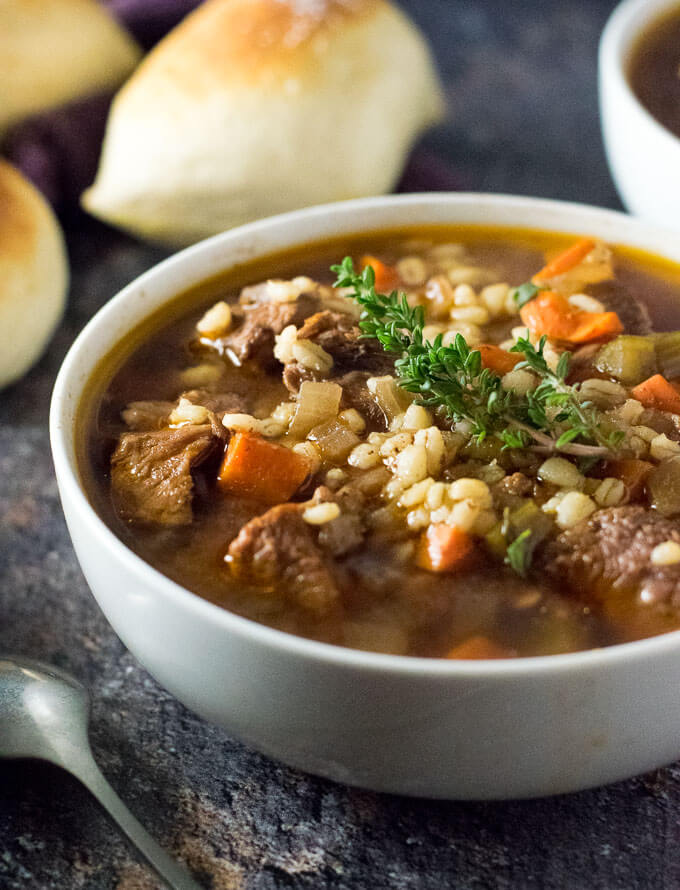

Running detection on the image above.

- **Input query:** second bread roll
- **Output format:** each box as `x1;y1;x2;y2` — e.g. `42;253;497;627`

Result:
0;161;68;388
0;0;141;134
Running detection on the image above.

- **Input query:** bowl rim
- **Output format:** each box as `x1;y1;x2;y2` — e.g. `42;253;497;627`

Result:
599;0;680;153
50;191;680;679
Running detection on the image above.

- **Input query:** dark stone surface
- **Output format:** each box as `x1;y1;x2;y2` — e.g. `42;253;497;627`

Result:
3;1;677;888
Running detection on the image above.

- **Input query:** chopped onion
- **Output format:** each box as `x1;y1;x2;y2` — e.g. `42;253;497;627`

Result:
367;376;413;421
288;381;342;439
308;420;360;462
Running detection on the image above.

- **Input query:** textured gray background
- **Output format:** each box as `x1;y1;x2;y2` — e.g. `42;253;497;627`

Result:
3;1;678;888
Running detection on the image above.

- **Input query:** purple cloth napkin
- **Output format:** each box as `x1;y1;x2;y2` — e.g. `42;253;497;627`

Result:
3;0;455;214
104;0;202;48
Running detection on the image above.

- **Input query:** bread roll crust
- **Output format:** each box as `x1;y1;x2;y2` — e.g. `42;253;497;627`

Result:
0;0;141;133
141;0;381;86
83;0;445;246
0;161;68;387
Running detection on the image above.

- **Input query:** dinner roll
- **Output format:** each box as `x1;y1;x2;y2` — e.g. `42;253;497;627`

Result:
82;0;445;245
0;161;68;388
0;0;141;134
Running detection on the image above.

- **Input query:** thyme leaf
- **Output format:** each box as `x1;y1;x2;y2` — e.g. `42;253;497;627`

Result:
511;281;541;308
505;529;533;577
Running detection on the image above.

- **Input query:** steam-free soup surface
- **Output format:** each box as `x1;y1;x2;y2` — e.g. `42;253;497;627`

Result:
82;227;680;658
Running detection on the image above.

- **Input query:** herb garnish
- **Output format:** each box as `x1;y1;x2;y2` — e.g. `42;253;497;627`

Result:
332;257;624;458
505;529;533;577
510;281;541;308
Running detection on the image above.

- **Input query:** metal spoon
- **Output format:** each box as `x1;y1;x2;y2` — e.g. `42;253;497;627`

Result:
0;655;204;890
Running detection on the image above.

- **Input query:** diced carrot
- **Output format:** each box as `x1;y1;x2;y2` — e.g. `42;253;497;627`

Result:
520;290;623;344
446;635;515;660
416;523;475;573
359;254;399;292
533;237;597;283
631;374;680;414
598;458;653;500
218;432;312;502
567;311;624;343
477;344;521;376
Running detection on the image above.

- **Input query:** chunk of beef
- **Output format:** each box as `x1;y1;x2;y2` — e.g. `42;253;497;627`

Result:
492;472;534;510
121;401;174;431
337;371;390;430
220;293;319;366
283;366;390;430
539;505;680;606
589;281;653;335
282;311;393;401
295;310;393;374
311;485;367;557
496;472;533;498
282;361;316;394
227;503;339;614
111;424;223;526
637;408;680;442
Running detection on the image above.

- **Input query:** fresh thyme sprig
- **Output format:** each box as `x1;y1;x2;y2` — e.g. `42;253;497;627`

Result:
508;335;625;455
332;257;624;458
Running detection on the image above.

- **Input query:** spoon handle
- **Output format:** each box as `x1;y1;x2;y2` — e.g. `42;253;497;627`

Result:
74;748;204;890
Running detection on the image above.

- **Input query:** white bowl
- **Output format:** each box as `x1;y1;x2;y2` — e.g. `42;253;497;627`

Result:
51;193;680;800
600;0;680;228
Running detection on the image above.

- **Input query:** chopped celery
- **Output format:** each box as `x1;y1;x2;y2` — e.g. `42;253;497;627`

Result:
462;437;503;462
647;456;680;516
308;419;359;461
595;336;657;385
655;332;680;381
484;498;553;573
485;522;507;558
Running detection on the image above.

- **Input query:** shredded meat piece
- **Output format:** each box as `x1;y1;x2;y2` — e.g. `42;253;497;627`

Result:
296;310;393;372
218;293;319;366
539;505;680;606
589;281;653;335
111;423;223;526
227;503;339;614
337;371;389;429
282;361;316;393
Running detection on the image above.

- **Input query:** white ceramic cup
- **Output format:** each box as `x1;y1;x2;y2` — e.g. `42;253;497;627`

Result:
600;0;680;228
51;193;680;800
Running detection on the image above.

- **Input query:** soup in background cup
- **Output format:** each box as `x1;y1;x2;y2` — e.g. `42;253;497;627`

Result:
600;0;680;229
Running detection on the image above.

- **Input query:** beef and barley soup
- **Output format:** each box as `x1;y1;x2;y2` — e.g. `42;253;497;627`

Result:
81;226;680;658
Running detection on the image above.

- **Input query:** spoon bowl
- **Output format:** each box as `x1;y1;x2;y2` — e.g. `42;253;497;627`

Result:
0;655;203;890
0;656;89;766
